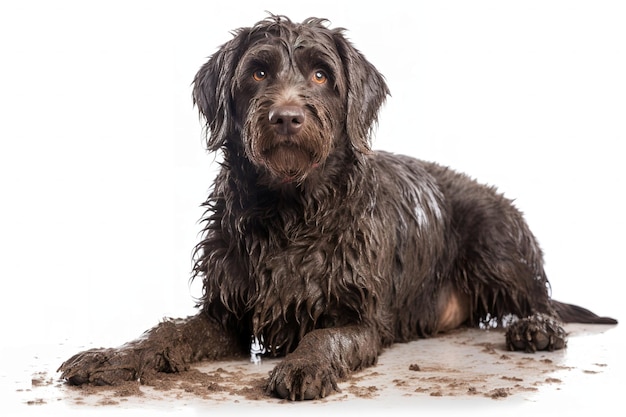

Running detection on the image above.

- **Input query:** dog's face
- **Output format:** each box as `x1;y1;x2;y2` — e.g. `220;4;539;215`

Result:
193;16;389;184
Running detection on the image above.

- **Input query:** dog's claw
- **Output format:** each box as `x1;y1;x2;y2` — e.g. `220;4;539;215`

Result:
505;313;567;353
267;356;340;400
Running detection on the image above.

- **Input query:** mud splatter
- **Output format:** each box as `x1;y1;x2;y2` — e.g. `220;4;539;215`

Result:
26;326;610;406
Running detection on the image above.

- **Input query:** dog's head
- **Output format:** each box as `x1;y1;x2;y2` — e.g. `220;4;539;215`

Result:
193;15;389;184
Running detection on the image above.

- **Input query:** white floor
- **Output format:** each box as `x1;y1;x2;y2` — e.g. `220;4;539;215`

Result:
4;323;622;417
2;3;625;417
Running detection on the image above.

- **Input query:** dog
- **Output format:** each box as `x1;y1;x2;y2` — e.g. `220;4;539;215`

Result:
58;15;617;401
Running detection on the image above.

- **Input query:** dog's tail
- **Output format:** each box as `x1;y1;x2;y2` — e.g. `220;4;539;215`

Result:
551;300;618;324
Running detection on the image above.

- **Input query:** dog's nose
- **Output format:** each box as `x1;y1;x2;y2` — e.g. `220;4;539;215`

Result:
269;106;305;135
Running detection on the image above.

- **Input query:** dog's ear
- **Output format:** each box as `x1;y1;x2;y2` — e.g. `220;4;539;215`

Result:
332;30;390;153
193;29;251;152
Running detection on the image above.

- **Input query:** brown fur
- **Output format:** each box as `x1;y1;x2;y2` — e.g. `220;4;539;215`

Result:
58;15;617;401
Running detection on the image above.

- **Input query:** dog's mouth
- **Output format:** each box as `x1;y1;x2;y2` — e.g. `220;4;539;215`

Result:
260;143;321;183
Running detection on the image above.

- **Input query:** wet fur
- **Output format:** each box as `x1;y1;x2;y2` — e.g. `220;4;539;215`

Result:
58;15;617;400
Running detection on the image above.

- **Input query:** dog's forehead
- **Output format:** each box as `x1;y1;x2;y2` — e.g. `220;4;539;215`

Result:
243;18;341;64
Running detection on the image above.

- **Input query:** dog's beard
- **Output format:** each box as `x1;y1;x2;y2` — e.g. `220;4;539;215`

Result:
260;143;319;183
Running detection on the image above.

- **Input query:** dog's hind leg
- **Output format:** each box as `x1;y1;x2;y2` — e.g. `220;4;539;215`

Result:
504;299;617;353
433;165;573;351
461;249;572;353
58;312;244;385
505;312;567;352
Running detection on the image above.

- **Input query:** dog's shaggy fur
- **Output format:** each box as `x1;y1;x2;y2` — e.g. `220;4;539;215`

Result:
59;15;616;400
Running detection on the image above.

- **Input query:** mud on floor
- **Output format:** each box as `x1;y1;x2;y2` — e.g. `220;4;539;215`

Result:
23;326;611;407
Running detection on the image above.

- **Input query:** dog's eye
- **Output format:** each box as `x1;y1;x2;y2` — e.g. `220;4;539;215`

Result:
312;70;328;84
252;69;267;82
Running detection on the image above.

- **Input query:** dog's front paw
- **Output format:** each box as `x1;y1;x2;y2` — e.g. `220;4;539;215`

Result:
505;313;567;353
58;346;149;386
57;339;177;385
267;356;340;400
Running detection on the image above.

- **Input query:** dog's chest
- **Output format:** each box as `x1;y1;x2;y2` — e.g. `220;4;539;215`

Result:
241;203;384;325
247;218;347;289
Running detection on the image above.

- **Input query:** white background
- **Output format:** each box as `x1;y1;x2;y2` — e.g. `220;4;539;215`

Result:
0;0;624;356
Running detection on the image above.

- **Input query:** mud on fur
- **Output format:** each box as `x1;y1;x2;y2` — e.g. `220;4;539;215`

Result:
58;15;617;401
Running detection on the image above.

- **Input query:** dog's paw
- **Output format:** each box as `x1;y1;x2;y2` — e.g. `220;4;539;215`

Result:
505;313;567;353
266;356;340;400
57;347;148;386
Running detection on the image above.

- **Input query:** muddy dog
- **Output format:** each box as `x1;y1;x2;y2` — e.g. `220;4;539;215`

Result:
58;15;617;400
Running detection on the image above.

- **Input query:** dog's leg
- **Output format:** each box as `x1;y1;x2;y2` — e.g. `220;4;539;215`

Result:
505;313;567;353
266;325;380;400
57;313;243;385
